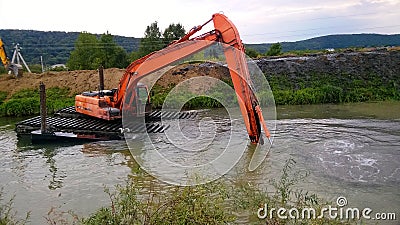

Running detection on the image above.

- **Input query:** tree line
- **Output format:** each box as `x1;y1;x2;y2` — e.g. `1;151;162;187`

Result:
245;43;282;58
67;22;186;70
67;21;285;70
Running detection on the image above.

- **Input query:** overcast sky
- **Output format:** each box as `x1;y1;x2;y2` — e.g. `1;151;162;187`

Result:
1;0;399;43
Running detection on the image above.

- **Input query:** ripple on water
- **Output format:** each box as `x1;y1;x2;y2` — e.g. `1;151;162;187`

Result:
304;119;400;185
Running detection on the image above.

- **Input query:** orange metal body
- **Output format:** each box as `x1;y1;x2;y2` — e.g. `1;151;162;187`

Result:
75;94;120;120
75;13;270;143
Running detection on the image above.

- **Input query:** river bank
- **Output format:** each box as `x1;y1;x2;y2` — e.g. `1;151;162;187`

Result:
256;49;400;105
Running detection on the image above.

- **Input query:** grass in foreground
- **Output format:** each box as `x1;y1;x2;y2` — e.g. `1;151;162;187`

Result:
43;159;357;225
0;187;30;225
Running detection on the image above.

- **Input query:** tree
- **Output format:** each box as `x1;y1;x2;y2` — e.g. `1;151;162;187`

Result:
129;51;142;62
137;22;163;58
67;32;128;70
265;43;282;56
132;22;186;61
163;23;186;45
245;47;260;58
111;46;129;68
67;32;99;70
97;32;129;68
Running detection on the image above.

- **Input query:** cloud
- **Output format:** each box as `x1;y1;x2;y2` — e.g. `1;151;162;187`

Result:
234;0;400;43
0;0;398;43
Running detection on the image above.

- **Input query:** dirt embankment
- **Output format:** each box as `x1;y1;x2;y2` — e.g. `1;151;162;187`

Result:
0;68;125;98
154;63;230;92
0;63;230;98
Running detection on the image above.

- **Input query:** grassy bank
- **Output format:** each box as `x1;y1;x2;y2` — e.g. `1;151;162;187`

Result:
150;71;399;109
0;88;74;117
267;71;399;105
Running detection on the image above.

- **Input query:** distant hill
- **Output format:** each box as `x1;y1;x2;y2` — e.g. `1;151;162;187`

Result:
0;30;399;66
246;34;400;53
0;29;140;66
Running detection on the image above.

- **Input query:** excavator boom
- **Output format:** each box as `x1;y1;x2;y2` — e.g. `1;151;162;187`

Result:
75;13;270;144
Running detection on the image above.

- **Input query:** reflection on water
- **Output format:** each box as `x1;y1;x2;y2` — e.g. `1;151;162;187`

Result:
43;147;64;190
0;101;399;224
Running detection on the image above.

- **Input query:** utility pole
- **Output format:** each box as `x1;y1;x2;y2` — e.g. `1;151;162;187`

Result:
11;43;31;73
98;65;104;90
40;56;44;73
39;82;47;134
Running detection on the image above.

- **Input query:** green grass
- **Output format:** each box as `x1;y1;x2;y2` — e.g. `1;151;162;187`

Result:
0;87;74;117
43;159;358;225
151;77;399;109
263;70;399;106
0;92;7;105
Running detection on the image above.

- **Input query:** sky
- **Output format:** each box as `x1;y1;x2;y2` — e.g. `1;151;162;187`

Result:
1;0;399;43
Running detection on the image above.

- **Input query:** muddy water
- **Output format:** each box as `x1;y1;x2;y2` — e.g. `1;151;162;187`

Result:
0;101;399;224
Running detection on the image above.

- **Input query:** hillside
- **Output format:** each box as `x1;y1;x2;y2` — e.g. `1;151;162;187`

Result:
0;30;399;66
0;30;140;66
247;34;400;53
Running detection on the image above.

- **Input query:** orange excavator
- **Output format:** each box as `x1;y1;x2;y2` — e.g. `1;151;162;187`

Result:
75;13;271;144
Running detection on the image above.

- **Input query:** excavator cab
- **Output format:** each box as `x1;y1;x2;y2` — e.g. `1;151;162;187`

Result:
136;83;151;116
121;82;152;118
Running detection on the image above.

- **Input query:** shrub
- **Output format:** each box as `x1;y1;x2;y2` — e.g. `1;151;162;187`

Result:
79;180;234;225
0;98;40;116
183;96;222;109
0;87;74;117
292;88;318;104
0;92;7;105
273;90;294;105
319;85;343;103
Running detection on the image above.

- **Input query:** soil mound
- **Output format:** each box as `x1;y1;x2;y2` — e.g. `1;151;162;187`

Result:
0;63;230;98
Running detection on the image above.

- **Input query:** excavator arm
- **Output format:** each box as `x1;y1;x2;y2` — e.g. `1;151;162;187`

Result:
75;13;271;144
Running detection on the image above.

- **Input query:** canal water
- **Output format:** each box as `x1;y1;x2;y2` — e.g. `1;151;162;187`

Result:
0;101;399;224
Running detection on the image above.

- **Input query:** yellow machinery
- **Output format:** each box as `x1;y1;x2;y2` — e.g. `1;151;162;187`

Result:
0;38;23;77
